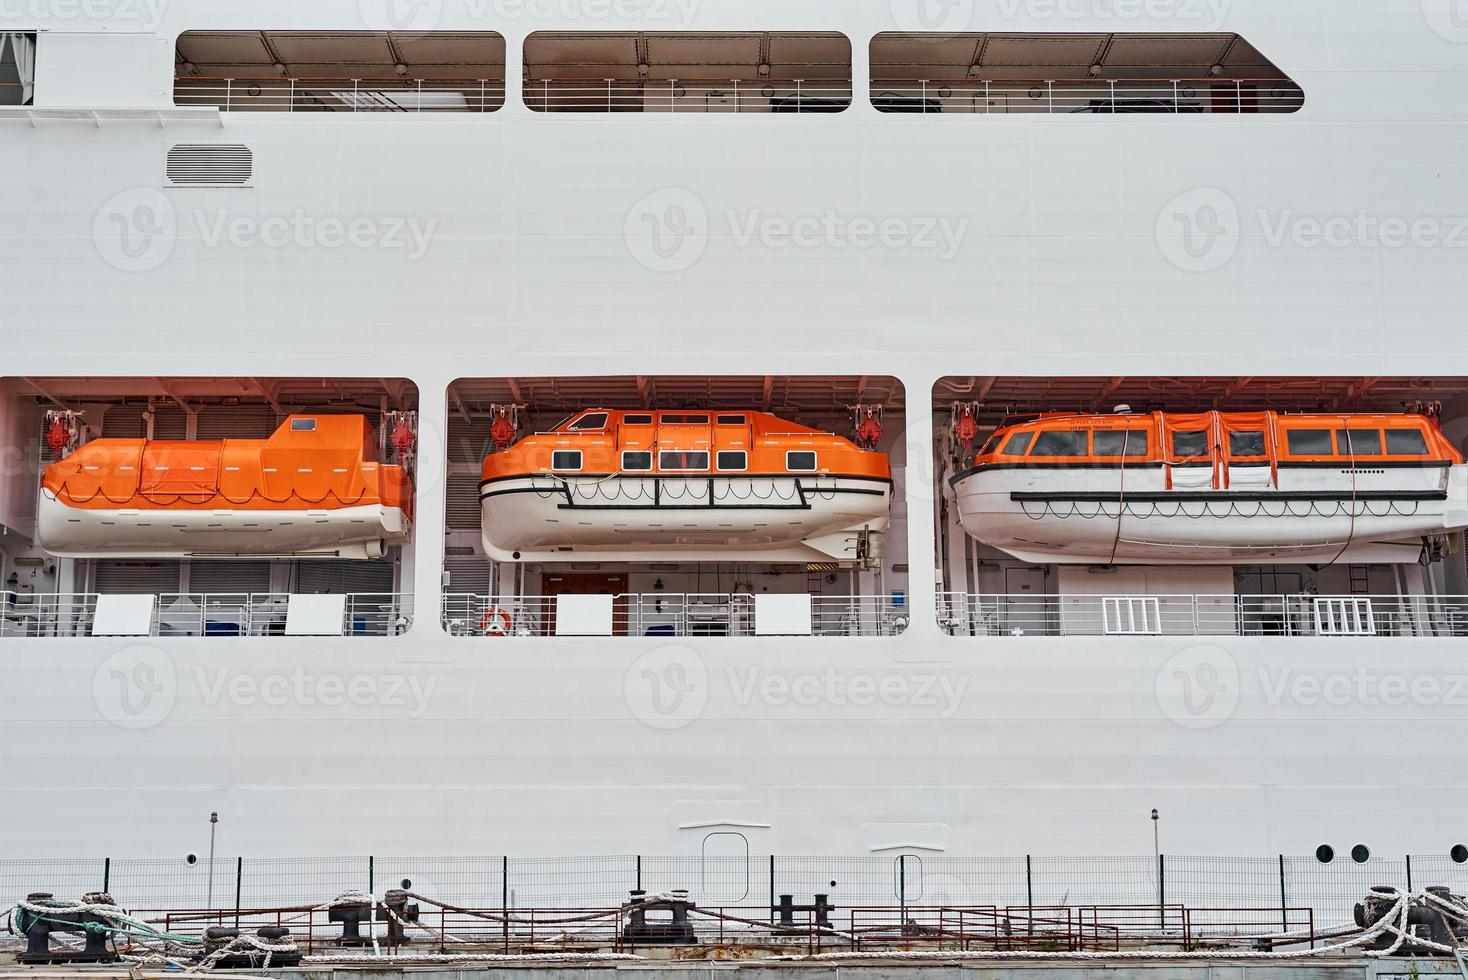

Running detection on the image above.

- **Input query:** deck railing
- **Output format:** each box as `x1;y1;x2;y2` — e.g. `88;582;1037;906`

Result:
173;77;507;112
0;593;413;638
871;76;1303;113
937;592;1467;637
442;592;908;637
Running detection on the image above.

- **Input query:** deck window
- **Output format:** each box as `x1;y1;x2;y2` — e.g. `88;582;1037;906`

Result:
1092;430;1149;456
660;450;709;471
1335;429;1382;456
569;412;608;430
1030;431;1087;457
551;450;582;470
1171;431;1209;457
1229;431;1266;457
716;415;747;425
623;414;654;426
716;451;747;471
1286;429;1334;455
661;414;709;425
1001;432;1034;456
786;451;818;471
1385;429;1430;455
622;451;652;471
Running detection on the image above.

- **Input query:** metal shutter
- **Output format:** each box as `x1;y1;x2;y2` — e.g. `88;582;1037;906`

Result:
152;406;187;440
292;559;396;594
187;560;273;595
196;405;278;440
447;417;489;464
93;560;182;594
101;405;147;438
443;555;492;593
446;474;483;529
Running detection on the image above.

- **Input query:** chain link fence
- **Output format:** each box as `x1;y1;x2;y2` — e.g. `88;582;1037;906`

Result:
2;853;1460;929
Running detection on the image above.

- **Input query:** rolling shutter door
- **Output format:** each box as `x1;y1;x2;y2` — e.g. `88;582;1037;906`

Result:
292;559;396;594
447;417;489;464
101;406;147;439
93;559;182;594
443;554;492;593
196;405;278;440
446;474;483;530
187;560;273;595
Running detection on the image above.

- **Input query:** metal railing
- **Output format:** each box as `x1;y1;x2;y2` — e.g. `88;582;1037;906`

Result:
173;77;506;112
442;593;908;637
937;592;1468;637
0;593;412;638
526;79;852;113
871;76;1303;114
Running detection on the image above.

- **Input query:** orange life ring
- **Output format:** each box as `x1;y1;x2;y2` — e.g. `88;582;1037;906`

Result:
480;608;512;636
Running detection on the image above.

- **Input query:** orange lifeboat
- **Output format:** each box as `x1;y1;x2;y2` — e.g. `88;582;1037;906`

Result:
950;410;1468;564
38;414;412;559
479;409;892;562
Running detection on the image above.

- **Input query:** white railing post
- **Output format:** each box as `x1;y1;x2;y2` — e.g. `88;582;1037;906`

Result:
417;79;423;112
796;78;803;112
1047;79;1053;113
225;78;232;112
733;78;740;113
1172;79;1179;111
289;77;295;112
480;78;486;112
1109;79;1116;112
353;78;359;112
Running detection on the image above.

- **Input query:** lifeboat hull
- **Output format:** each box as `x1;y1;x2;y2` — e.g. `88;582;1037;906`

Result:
480;474;891;562
952;462;1468;565
37;489;409;560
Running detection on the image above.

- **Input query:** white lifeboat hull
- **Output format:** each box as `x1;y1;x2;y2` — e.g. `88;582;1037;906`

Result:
480;473;891;562
952;461;1468;565
37;489;411;560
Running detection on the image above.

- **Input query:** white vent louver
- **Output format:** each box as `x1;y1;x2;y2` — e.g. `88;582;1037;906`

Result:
165;144;253;186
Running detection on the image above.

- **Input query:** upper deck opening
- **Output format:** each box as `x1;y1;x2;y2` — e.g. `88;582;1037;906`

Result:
0;32;35;107
523;32;851;113
871;32;1302;114
173;31;506;112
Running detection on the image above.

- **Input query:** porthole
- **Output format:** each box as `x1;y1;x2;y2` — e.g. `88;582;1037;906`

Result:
1315;844;1334;864
1450;844;1468;864
1351;844;1370;864
400;878;413;889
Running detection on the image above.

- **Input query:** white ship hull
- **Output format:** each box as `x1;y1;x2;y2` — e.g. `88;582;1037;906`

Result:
37;490;409;560
2;0;1468;863
952;463;1468;565
479;474;891;562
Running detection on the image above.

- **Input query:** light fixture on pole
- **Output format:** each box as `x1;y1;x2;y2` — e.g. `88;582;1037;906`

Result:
1152;808;1162;927
207;812;219;907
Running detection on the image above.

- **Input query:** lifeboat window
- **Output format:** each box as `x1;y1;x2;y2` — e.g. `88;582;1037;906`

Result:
623;451;653;471
660;450;709;470
1229;431;1266;457
716;415;747;425
1030;431;1087;457
1171;431;1209;457
978;434;1000;455
786;451;818;471
1385;429;1430;455
568;413;608;430
1335;429;1382;456
1092;430;1149;457
1286;429;1334;455
290;418;317;431
717;451;748;471
1001;432;1034;456
662;414;710;425
623;414;654;426
552;450;583;471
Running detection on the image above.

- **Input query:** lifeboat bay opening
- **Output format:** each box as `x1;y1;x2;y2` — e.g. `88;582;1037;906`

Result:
934;375;1468;638
442;375;906;638
0;377;418;638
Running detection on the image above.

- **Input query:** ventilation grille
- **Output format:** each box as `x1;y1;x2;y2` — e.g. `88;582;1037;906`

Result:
166;143;253;186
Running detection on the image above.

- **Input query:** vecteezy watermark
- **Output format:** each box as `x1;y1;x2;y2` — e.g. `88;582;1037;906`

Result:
726;666;968;717
1423;0;1468;43
1155;645;1239;730
1260;667;1468;709
1154;187;1239;273
2;0;169;29
625;187;970;273
93;645;178;730
1155;187;1468;273
359;0;700;30
995;0;1231;26
624;645;709;730
93;190;439;272
889;0;977;33
193;666;438;717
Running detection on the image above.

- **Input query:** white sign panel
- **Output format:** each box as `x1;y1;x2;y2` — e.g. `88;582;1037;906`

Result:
755;594;812;636
555;594;614;636
285;594;347;636
91;593;156;637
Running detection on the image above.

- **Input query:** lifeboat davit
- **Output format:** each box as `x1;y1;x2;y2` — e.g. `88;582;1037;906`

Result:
38;414;412;559
951;410;1468;565
480;409;892;562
